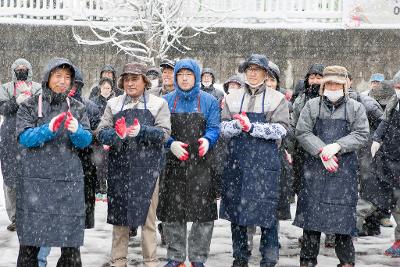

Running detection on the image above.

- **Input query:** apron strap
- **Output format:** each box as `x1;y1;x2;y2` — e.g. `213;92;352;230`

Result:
13;83;16;97
66;97;71;112
120;93;148;112
239;89;266;113
38;94;43;118
172;94;201;113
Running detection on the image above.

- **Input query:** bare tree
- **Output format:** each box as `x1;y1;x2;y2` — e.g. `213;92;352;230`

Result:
73;0;225;65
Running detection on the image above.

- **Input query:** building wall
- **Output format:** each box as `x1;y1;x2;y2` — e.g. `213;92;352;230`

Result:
0;24;398;95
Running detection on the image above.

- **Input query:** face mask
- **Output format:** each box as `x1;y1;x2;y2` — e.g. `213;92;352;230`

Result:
324;90;344;102
245;80;265;89
202;81;212;88
150;79;159;89
395;89;400;98
15;69;29;81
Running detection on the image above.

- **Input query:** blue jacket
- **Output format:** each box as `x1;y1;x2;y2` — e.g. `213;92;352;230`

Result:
163;59;220;147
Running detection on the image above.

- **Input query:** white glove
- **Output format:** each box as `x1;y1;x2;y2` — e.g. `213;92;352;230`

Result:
127;118;140;138
371;141;381;158
65;112;79;133
170;141;189;161
284;150;293;164
198;137;209;157
16;92;31;105
320;154;339;172
320;143;341;161
15;81;31;93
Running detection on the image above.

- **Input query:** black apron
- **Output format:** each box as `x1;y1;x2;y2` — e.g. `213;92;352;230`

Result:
293;101;358;235
366;102;400;209
107;94;164;227
157;95;217;222
220;91;281;227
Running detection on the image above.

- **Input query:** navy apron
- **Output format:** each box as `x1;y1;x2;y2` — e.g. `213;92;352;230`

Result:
107;94;164;227
17;98;85;247
220;90;281;228
293;100;358;235
157;94;218;222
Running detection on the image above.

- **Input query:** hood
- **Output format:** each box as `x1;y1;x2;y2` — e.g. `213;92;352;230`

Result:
11;58;33;82
174;59;201;101
41;58;76;102
201;68;216;84
100;64;116;85
393;70;400;85
223;75;243;93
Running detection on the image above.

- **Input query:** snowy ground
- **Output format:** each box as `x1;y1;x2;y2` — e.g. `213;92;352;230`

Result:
1;173;400;267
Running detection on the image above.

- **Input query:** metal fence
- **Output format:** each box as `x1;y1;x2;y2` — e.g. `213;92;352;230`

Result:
0;0;343;27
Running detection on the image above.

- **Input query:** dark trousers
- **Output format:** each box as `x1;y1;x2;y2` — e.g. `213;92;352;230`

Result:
231;222;279;266
17;245;82;267
300;230;355;266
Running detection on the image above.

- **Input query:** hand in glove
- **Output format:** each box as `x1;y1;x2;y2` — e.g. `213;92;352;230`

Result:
320;154;339;172
103;145;110;151
65;112;79;133
16;92;32;105
127;118;140;138
198;137;210;157
284;149;293;164
170;141;189;161
48;112;66;132
371;141;381;158
320;143;341;161
15;81;31;93
233;112;252;132
115;117;128;139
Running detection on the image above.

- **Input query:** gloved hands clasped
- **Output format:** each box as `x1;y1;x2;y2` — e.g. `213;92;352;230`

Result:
319;143;341;172
170;137;210;161
114;117;141;139
48;111;79;133
233;112;252;132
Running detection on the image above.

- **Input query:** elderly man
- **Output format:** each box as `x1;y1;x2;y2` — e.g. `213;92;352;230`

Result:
97;63;171;267
16;58;92;267
220;54;289;267
294;66;369;267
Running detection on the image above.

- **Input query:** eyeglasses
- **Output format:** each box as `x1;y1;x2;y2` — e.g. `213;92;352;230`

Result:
176;72;194;78
245;67;264;73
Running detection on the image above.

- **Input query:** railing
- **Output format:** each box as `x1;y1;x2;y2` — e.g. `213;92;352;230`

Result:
0;0;344;27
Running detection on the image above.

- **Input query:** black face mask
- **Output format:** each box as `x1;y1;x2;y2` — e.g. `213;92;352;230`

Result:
15;69;29;81
306;84;321;98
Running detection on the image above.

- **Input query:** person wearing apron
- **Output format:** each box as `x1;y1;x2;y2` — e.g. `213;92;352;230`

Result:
16;58;93;267
0;58;41;232
220;54;289;267
371;70;400;257
96;63;171;267
294;66;369;267
158;59;220;267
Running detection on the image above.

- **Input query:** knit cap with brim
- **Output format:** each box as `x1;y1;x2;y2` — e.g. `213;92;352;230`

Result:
320;65;348;94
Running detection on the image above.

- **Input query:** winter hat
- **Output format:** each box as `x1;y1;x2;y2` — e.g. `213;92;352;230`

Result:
320;65;348;94
370;73;385;83
118;63;150;89
392;71;400;85
160;59;175;70
223;75;243;93
238;54;269;73
146;67;161;78
304;63;325;89
201;68;216;84
267;61;280;85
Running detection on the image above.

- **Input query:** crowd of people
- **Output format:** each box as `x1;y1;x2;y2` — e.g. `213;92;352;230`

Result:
0;54;400;267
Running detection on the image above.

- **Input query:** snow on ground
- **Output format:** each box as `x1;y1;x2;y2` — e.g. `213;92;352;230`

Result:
1;172;400;267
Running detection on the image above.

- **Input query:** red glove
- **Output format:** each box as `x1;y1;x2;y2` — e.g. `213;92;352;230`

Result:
115;117;128;139
233;112;252;132
103;145;110;151
171;141;189;161
65;112;79;133
127;118;140;138
48;112;67;132
198;138;209;157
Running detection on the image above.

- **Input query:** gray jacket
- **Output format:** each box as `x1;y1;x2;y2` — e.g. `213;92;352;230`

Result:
96;91;171;140
296;96;369;156
373;94;399;142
